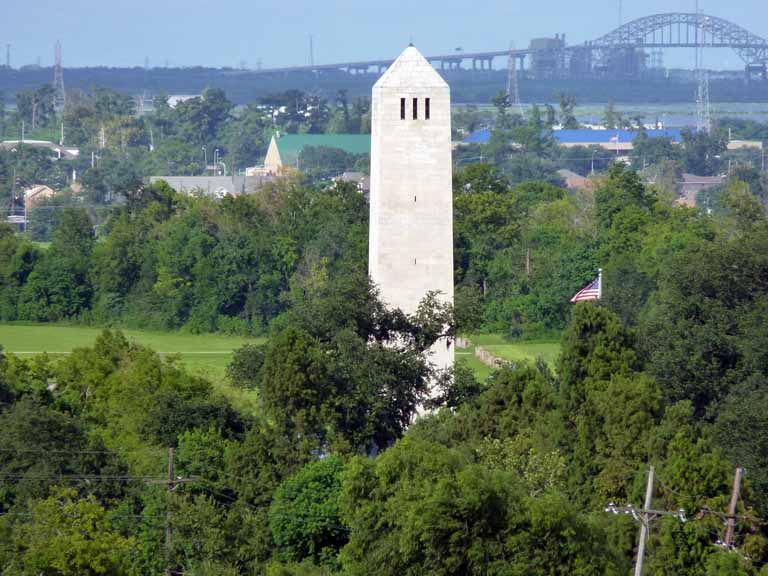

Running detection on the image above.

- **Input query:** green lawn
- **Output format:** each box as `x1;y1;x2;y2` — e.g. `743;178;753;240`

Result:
458;334;561;381
0;324;264;409
0;324;561;402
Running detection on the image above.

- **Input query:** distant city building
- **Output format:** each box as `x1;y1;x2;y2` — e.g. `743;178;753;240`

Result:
149;175;275;199
262;133;371;173
369;45;454;373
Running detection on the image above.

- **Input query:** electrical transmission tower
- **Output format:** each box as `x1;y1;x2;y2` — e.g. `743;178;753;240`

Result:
506;43;523;116
53;41;66;112
695;10;711;133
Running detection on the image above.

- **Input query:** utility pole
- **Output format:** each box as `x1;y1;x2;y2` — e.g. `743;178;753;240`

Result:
144;448;197;576
618;0;623;28
31;96;38;131
634;466;655;576
309;34;315;67
724;467;744;549
525;247;531;276
506;42;523;116
605;466;687;576
165;447;174;575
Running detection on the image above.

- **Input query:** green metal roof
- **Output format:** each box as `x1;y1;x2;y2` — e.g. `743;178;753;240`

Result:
276;134;371;165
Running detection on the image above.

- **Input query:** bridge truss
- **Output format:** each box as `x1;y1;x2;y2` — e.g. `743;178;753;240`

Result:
250;13;768;80
587;13;768;66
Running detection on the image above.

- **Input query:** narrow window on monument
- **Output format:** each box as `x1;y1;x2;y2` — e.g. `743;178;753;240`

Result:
425;98;431;120
400;98;406;120
413;98;418;119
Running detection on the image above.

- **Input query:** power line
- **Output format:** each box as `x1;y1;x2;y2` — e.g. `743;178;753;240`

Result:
0;474;167;481
604;466;687;576
0;511;166;520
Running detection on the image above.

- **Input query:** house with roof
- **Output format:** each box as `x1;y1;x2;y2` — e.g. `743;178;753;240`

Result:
263;133;371;173
24;185;56;210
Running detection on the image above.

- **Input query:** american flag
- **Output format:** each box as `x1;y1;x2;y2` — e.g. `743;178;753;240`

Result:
570;274;601;303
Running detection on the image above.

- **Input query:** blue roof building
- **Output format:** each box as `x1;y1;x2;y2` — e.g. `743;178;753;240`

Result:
462;128;684;150
552;128;683;145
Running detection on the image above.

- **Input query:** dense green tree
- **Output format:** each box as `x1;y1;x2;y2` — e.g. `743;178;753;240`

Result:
269;456;346;566
298;146;363;181
174;88;234;145
93;87;136;119
630;133;679;169
3;488;133;575
18;207;94;321
15;85;55;130
558;92;580;129
680;128;727;176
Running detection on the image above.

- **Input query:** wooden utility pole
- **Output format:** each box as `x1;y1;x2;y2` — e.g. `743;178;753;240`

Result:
634;465;655;576
145;448;196;576
604;465;687;576
165;447;174;576
724;467;744;549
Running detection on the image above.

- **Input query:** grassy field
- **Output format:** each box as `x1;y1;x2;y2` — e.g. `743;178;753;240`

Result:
458;334;561;381
0;324;561;401
0;324;264;408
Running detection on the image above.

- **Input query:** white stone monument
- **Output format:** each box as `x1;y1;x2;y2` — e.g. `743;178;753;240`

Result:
369;45;454;371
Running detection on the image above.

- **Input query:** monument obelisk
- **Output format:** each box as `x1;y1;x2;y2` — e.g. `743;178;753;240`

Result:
369;45;454;371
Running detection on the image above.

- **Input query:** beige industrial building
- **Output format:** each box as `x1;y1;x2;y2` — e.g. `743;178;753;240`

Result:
369;46;454;372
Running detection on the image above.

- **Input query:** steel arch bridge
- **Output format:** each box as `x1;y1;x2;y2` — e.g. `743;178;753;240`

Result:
585;13;768;65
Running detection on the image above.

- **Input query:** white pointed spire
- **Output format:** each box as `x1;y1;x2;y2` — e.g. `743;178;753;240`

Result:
374;46;448;90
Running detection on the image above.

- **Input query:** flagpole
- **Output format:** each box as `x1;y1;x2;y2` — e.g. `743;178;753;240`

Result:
598;268;603;300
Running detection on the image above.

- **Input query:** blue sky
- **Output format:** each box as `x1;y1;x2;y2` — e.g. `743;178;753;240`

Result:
2;0;766;69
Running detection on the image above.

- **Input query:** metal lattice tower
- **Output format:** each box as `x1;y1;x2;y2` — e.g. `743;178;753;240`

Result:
695;12;712;133
53;41;66;112
506;43;523;115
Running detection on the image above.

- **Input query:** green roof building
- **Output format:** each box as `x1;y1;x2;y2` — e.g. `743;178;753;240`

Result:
264;133;371;172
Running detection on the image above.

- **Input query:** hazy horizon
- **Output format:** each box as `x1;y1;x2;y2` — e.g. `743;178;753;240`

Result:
3;0;767;70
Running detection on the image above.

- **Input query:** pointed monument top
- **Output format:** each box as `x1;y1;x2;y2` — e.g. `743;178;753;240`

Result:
374;45;448;90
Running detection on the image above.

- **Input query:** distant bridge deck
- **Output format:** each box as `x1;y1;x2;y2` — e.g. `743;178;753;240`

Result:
253;49;531;75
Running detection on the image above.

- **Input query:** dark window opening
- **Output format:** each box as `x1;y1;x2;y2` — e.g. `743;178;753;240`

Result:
425;98;431;120
400;98;406;120
413;98;418;120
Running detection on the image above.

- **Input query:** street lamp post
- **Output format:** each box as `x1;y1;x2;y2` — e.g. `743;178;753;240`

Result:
214;149;220;175
202;146;207;175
